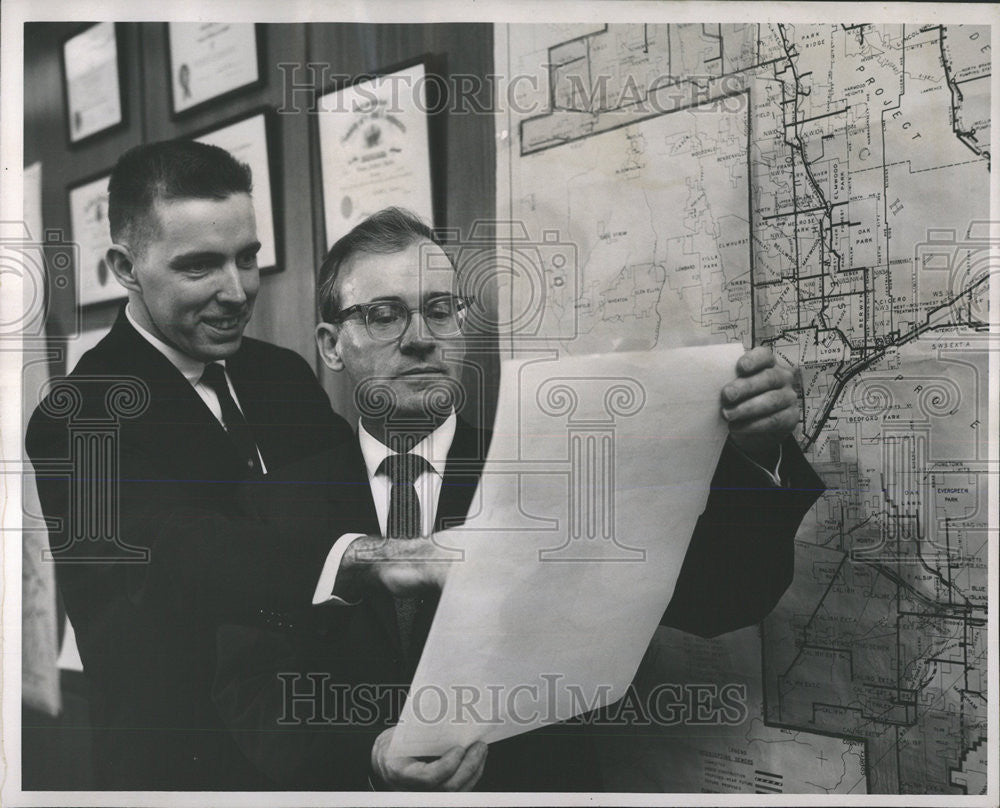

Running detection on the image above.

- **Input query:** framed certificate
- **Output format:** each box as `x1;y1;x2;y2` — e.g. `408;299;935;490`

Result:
61;22;126;144
167;23;263;116
193;110;279;272
68;171;122;306
317;61;434;248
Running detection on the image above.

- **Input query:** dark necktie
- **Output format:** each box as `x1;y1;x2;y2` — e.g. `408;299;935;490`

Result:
200;362;263;478
378;452;433;662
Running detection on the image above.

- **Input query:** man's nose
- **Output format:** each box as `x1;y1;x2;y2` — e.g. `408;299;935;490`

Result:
215;263;250;306
397;311;437;352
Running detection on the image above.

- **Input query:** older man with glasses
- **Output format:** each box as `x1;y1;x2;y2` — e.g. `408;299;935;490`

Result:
210;206;825;793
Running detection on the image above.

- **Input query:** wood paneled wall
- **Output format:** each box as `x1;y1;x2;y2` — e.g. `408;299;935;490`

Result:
24;22;497;428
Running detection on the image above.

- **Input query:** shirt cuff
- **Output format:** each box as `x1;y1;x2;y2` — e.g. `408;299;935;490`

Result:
312;532;367;606
731;441;784;487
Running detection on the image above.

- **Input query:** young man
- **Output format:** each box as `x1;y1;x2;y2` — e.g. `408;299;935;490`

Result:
26;140;354;789
212;207;826;791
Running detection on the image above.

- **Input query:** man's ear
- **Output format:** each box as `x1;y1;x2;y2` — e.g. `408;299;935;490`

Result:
316;322;345;372
106;244;141;293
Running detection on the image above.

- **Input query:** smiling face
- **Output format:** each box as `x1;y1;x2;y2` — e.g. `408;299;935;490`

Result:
122;193;261;362
317;239;467;428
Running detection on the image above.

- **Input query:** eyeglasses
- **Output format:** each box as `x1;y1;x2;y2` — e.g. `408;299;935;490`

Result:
332;295;473;342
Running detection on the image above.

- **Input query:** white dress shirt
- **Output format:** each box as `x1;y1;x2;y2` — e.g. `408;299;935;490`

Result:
312;412;457;606
125;304;266;473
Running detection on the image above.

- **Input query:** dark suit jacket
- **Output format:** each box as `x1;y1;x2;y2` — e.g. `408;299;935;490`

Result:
212;417;492;789
25;308;355;790
211;420;826;791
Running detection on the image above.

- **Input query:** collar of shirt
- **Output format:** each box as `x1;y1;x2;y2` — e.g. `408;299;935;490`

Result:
125;303;220;387
358;411;457;483
124;304;266;473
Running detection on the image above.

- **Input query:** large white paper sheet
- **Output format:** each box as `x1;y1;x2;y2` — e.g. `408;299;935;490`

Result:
390;343;744;757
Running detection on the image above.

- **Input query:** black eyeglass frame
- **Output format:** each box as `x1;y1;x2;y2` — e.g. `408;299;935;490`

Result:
331;294;476;341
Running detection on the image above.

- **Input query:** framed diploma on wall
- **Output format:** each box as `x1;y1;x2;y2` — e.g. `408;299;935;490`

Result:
61;22;126;145
317;61;434;249
167;23;263;116
193;110;280;272
67;171;123;307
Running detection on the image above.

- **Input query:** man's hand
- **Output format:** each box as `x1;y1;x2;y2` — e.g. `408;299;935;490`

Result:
720;347;800;465
335;535;454;600
371;727;487;791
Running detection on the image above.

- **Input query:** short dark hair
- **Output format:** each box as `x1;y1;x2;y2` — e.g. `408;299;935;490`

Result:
317;206;439;324
108;139;253;250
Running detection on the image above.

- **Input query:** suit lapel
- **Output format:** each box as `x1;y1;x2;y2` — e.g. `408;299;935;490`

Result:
434;418;490;531
107;311;245;481
224;347;266;437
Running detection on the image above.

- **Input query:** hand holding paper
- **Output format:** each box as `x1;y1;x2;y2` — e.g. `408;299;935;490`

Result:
721;346;800;464
389;343;745;758
372;727;487;791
